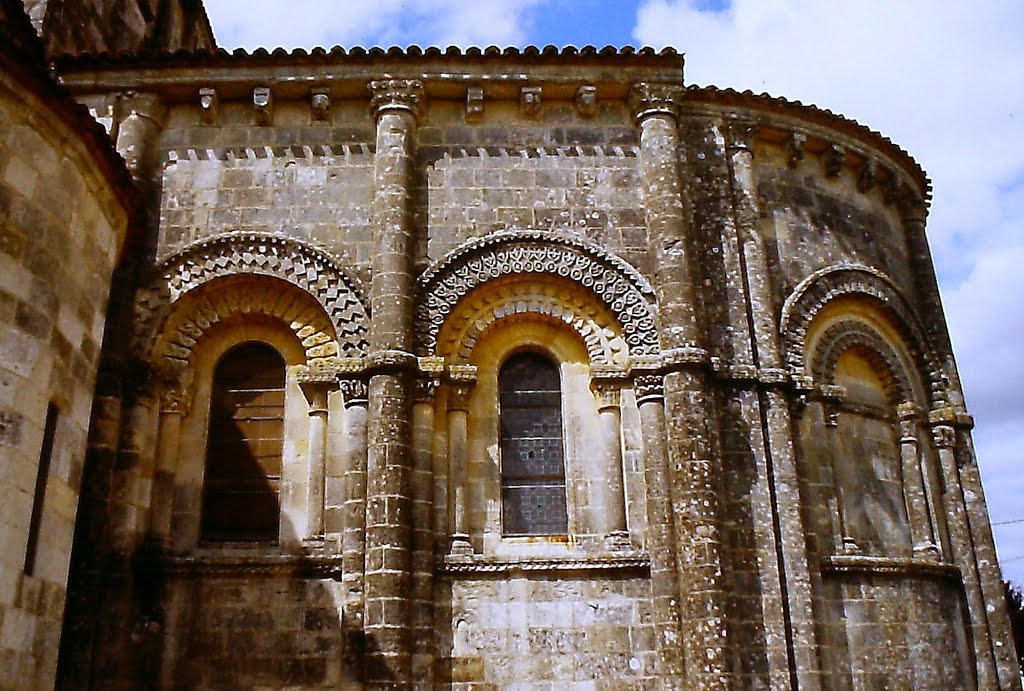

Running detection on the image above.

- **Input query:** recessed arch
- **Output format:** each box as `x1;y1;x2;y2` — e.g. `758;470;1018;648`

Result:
780;263;944;407
436;275;629;367
417;229;659;359
149;274;339;373
134;232;369;364
811;320;920;407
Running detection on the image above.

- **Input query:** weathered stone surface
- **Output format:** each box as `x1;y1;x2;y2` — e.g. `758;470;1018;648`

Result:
0;4;1019;688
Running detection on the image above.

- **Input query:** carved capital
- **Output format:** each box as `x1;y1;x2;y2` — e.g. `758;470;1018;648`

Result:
338;378;368;407
415;356;445;404
592;381;622;412
633;373;664;404
898;193;929;225
628;82;682;124
931;424;956;449
369;79;425;122
897;401;921;439
723;119;759;152
158;366;193;415
447;364;478;412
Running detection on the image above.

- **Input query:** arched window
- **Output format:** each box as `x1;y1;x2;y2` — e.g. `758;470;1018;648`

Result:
499;352;568;536
201;342;285;542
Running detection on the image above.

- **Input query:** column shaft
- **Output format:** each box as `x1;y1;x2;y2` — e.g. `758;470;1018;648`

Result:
307;407;328;538
637;385;685;684
595;388;628;540
933;425;998;688
632;82;730;690
410;393;436;683
364;79;423;687
341;382;368;624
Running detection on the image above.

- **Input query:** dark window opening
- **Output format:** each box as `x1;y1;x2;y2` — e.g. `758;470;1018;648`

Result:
499;352;568;536
24;402;58;575
201;342;285;542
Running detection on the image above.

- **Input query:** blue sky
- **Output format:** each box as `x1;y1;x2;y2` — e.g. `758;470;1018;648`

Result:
205;0;1024;583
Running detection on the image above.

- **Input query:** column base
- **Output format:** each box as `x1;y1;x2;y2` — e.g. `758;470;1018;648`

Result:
604;530;632;551
840;537;861;555
447;534;473;560
913;541;941;560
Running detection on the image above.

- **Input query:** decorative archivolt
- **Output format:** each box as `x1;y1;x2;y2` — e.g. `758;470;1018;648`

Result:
416;229;659;358
780;263;944;407
133;232;369;364
437;277;629;367
811;320;918;406
151;275;339;371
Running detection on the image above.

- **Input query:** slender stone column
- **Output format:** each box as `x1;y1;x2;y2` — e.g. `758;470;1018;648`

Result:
150;375;191;544
822;395;857;554
446;367;476;557
364;76;424;688
410;371;439;683
635;374;686;684
592;376;628;544
339;378;368;622
631;82;730;690
299;376;334;539
896;403;938;557
932;423;999;688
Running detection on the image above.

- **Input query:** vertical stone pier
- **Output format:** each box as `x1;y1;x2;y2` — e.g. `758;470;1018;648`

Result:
631;82;730;690
364;78;424;687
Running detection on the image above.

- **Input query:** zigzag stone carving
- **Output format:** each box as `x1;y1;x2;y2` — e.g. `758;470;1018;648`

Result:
417;229;659;358
780;263;945;407
134;232;369;362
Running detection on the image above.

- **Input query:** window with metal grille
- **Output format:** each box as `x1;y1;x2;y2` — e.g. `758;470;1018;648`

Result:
499;352;568;536
201;342;285;542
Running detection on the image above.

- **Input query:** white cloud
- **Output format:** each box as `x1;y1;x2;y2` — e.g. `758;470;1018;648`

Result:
636;0;1024;582
204;0;544;50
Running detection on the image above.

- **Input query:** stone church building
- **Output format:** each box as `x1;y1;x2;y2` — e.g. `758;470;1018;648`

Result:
0;0;1020;688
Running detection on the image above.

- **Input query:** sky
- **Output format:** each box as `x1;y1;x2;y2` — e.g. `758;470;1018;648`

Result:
204;0;1024;583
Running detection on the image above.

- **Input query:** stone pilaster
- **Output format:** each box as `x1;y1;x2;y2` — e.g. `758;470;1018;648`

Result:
364;78;423;687
723;121;822;690
631;82;730;690
635;373;686;685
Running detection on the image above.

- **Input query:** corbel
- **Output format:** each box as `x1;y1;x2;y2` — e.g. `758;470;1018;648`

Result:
520;86;542;118
823;143;845;177
857;159;879;192
311;88;331;122
465;86;484;122
253;87;273;125
786;131;806;168
198;87;218;125
575;85;598;118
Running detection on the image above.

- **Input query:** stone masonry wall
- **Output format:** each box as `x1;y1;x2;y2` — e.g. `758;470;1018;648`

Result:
441;575;655;688
0;74;126;688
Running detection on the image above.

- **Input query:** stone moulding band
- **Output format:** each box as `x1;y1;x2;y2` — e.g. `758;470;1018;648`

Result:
821;554;960;580
441;553;650;575
416;228;660;358
160;553;345;578
134;231;370;367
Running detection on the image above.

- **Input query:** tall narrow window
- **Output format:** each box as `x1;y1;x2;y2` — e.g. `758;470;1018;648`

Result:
499;352;568;536
201;342;285;542
24;402;58;575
